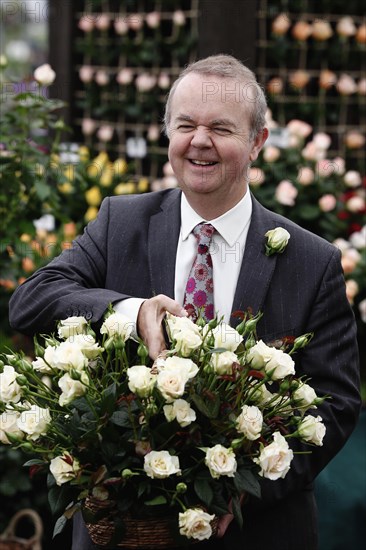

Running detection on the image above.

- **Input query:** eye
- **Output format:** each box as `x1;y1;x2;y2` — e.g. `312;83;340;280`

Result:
177;124;195;131
213;127;231;135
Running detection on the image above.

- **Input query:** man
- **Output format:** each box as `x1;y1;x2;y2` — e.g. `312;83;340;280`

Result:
9;55;361;550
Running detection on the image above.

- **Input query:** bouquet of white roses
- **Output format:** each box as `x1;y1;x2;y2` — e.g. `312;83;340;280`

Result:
0;307;326;547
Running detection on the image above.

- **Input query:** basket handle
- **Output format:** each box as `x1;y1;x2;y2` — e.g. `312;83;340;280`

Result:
2;509;43;550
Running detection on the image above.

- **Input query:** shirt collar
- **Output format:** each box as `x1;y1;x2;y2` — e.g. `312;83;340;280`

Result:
180;191;252;247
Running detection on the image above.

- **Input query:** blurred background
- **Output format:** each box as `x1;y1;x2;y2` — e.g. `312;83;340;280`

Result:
0;1;365;549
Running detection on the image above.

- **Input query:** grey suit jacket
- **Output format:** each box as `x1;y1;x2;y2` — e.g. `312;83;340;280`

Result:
9;189;361;547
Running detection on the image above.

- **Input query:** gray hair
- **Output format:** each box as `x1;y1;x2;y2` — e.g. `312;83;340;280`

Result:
163;54;267;141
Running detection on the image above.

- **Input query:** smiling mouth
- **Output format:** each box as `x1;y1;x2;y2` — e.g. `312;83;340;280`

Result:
189;159;218;166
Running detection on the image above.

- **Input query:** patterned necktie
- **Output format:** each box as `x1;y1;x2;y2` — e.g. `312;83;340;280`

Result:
183;223;215;322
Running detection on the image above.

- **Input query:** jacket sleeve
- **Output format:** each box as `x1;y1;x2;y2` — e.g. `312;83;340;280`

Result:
9;198;129;335
250;246;361;508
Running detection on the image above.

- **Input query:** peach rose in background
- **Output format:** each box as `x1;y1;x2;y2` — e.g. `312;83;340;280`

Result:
337;74;357;95
319;194;337;212
289;70;310;90
267;77;284;95
249;167;265;186
312;20;333;41
272;13;291;36
336;16;356;37
297;166;315;186
79;65;94;83
341;248;361;274
263;146;281;162
95;14;110;31
344;171;362;188
292;21;312;41
356;23;366;44
287;119;313;139
275;180;298;206
345;131;365;149
319;69;337;90
345;280;359;304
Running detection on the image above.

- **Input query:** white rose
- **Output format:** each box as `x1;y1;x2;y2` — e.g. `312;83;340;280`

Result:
179;508;215;541
127;365;156;398
298;415;326;446
65;334;102;359
156;368;189;402
58;316;88;339
163;399;196;427
210;351;238;375
43;345;58;368
50;453;81;486
293;383;318;409
174;330;202;357
0;365;22;404
205;444;237;479
210;323;243;352
32;356;52;374
58;371;89;406
236;405;263;440
167;314;201;337
144;450;181;479
17;404;51;441
246;340;277;370
253;431;293;480
161;356;199;380
265;227;290;254
52;341;88;372
265;349;295;380
100;312;134;341
33;63;56;86
0;410;24;443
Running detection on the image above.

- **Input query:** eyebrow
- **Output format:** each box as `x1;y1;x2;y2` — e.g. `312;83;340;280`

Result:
174;114;237;128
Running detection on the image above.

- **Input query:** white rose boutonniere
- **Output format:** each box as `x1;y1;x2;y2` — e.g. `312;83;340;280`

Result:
265;227;290;256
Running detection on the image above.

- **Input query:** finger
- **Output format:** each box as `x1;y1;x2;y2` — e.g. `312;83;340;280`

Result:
216;513;234;538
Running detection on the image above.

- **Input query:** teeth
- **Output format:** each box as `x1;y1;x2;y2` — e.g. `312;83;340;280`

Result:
191;160;216;166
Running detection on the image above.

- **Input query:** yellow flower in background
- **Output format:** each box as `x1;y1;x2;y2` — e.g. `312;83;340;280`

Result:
113;158;128;177
50;153;60;166
35;164;45;177
87;152;109;178
114;182;136;195
78;146;90;162
100;162;114;187
85;186;102;206
20;233;32;243
64;164;75;182
15;171;22;177
85;206;99;222
58;182;73;194
137;177;149;193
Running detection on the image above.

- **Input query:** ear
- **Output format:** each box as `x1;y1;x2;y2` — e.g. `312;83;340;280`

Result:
249;127;269;162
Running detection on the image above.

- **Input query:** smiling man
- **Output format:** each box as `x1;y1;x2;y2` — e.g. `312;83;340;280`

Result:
9;55;361;550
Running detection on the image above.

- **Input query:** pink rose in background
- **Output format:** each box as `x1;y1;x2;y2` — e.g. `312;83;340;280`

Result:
312;20;333;41
135;73;156;92
291;21;312;41
147;124;160;141
336;16;356;37
358;78;366;95
79;65;94;83
117;68;134;85
158;73;170;89
173;10;186;26
319;194;337;212
302;141;325;161
337;74;357;95
319;69;337;90
345;131;365;149
297;167;315;185
128;14;143;31
313;132;331;151
263;146;281;162
114;19;129;35
341;248;361;274
344;171;362;188
287;119;312;139
333;157;346;175
345;280;359;304
146;11;161;29
289;70;310;90
349;227;366;249
97;125;114;142
316;159;335;178
346;195;365;213
266;77;284;95
78;16;94;33
271;13;291;36
81;118;96;136
249;167;265;186
275;180;298;206
95;14;110;31
95;70;109;86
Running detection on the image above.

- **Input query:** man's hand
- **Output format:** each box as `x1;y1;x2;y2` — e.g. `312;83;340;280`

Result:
137;294;187;359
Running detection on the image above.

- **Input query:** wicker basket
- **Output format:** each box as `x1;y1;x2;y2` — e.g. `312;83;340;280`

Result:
84;497;218;549
0;509;43;550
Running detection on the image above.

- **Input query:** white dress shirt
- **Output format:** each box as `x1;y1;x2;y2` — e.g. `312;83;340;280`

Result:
115;191;252;325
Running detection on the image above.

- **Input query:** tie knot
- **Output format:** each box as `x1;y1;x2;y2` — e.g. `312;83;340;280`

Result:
193;223;215;244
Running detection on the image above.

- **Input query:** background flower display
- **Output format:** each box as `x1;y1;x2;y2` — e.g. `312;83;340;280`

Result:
0;310;325;546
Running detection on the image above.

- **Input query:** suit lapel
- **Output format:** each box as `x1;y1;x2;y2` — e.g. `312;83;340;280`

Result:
231;195;278;323
148;189;181;298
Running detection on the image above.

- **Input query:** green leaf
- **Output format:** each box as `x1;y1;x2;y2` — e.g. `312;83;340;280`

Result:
191;394;220;419
234;468;261;499
194;478;213;507
34;179;51;201
48;484;76;516
53;514;68;538
110;409;132;428
101;382;117;414
23;458;45;466
144;495;167;506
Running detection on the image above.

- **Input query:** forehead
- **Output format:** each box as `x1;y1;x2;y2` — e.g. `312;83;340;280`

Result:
170;73;253;123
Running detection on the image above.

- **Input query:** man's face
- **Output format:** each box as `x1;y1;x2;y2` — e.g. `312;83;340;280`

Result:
168;73;267;213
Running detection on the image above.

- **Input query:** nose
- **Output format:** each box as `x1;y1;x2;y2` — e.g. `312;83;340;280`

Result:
190;126;213;148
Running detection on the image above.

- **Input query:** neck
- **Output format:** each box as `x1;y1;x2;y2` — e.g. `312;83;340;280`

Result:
183;189;248;220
